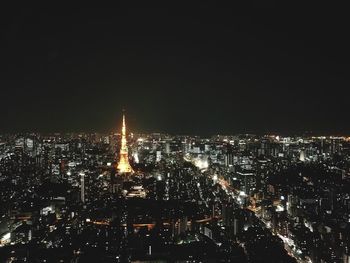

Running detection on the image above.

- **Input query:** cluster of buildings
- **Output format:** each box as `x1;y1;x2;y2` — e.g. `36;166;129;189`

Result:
0;115;349;262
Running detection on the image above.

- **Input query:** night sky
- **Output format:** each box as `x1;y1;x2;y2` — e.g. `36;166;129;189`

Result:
1;5;349;135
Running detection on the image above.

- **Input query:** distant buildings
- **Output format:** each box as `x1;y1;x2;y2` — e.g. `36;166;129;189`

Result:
0;131;349;261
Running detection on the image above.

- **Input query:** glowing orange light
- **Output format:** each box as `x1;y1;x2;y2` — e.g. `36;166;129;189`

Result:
116;113;134;173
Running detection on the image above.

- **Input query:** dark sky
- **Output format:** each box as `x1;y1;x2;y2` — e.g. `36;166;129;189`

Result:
1;4;349;135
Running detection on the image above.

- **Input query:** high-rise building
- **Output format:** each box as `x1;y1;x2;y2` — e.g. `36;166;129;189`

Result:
117;113;134;174
164;142;171;154
80;172;85;203
156;151;162;162
299;149;305;162
224;151;234;167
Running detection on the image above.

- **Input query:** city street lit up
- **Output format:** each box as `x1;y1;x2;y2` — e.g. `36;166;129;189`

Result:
1;5;350;263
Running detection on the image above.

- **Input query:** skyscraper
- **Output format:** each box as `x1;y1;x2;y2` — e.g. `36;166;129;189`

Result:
80;172;85;203
117;113;134;174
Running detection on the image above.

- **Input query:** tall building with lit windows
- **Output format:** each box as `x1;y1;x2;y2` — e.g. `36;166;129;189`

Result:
80;172;85;203
116;113;134;174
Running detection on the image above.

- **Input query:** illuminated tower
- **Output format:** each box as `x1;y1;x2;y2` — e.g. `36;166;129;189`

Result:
117;113;134;173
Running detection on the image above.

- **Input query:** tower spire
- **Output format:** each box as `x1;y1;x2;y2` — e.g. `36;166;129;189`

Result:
117;111;133;174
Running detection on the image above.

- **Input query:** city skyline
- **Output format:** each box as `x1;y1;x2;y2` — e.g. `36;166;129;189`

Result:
1;6;350;262
1;129;349;262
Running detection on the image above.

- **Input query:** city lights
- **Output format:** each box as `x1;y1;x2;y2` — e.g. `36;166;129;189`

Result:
1;4;349;262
